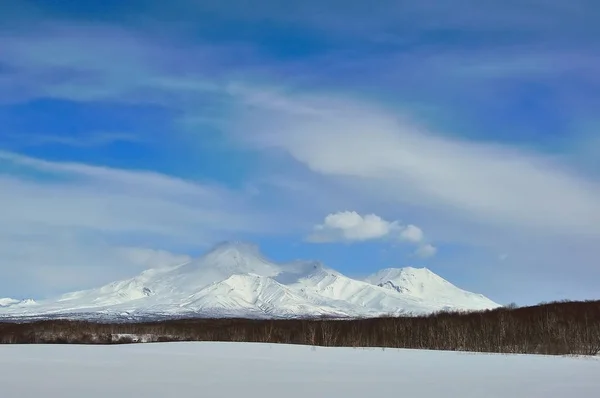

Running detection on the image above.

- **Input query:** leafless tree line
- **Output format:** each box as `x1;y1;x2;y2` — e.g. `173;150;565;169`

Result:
1;300;599;355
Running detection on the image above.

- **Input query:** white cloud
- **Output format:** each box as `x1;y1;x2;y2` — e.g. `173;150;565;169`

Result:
415;244;437;259
307;211;429;248
400;224;424;243
230;91;600;237
308;211;395;242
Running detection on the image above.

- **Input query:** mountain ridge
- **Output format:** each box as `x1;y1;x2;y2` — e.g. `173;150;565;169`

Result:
0;241;500;320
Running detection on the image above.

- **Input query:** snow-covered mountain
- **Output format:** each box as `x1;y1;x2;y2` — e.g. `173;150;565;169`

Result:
0;242;500;320
365;267;497;310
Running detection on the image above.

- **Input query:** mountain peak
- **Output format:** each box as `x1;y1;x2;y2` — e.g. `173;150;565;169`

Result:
365;267;451;289
190;240;279;278
368;267;439;283
365;267;499;310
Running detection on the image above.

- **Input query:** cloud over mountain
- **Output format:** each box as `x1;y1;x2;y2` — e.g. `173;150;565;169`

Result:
307;211;436;257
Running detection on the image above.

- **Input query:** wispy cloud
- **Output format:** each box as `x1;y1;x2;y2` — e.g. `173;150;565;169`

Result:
0;150;269;238
0;23;247;106
230;90;600;237
0;151;273;296
151;0;597;41
0;232;191;298
116;247;192;269
2;132;144;148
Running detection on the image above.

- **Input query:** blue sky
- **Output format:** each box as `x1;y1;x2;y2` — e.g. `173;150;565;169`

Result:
1;0;599;305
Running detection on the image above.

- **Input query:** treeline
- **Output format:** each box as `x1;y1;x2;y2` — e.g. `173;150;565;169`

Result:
1;300;599;356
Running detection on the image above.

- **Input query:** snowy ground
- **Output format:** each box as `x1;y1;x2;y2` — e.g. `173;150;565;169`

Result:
1;343;598;397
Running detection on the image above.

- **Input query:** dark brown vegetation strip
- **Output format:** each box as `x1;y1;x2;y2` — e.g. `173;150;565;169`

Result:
1;300;599;356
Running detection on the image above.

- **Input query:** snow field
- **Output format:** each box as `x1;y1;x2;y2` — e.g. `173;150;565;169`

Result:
1;342;598;397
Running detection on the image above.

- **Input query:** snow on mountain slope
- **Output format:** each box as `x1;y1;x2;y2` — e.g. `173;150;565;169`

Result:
365;267;500;311
281;265;433;315
181;274;346;317
0;241;500;319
